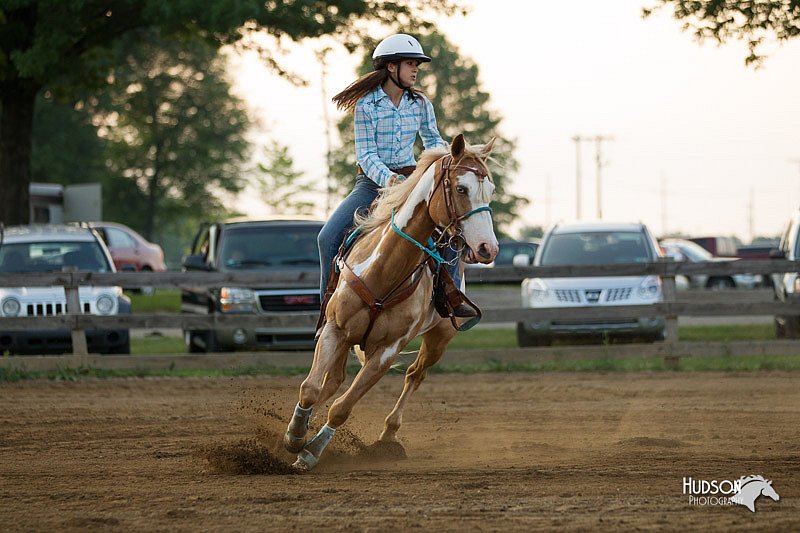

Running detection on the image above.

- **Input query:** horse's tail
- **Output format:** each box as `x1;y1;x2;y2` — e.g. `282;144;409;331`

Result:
353;345;367;367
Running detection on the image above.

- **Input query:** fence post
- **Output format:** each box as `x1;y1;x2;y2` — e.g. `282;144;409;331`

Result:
658;257;679;369
64;272;89;360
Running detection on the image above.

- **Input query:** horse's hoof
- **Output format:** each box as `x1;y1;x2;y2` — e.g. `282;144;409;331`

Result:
291;455;315;472
293;449;319;471
283;433;306;453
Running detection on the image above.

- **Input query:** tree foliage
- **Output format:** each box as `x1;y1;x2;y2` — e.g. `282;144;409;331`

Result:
643;1;800;66
85;30;251;240
329;30;527;238
0;0;464;225
255;141;317;216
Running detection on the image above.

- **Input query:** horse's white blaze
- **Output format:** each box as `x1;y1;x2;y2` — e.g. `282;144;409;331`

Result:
394;165;436;230
458;172;498;257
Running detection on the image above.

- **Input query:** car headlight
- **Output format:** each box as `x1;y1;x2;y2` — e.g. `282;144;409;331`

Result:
637;276;661;299
220;287;257;313
1;297;21;317
96;294;116;315
522;278;549;305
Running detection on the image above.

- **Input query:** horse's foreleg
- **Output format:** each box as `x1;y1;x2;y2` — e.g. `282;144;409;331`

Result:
284;323;349;453
380;321;453;443
293;346;398;470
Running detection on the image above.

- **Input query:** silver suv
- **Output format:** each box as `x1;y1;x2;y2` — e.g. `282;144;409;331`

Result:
772;210;800;337
181;219;323;352
517;222;665;346
0;224;131;354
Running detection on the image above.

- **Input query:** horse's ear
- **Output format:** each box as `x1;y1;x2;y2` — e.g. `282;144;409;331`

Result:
451;134;465;160
481;137;496;159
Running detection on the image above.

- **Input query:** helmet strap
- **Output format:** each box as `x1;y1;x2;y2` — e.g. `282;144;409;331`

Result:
387;62;417;101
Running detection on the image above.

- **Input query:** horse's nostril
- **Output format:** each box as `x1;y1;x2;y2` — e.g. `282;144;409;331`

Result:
478;243;490;259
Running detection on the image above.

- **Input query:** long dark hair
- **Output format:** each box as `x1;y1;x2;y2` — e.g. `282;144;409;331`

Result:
332;65;425;112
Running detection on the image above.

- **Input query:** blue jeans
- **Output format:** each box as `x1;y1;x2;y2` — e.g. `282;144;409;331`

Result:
318;174;462;300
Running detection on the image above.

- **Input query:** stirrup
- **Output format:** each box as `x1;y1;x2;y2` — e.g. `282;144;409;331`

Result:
451;302;478;318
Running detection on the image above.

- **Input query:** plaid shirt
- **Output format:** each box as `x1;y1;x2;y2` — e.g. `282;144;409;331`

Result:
354;86;445;187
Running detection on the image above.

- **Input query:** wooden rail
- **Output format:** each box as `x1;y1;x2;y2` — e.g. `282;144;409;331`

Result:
1;259;797;363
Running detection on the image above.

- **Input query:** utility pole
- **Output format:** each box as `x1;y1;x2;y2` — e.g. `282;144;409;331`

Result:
593;135;613;219
748;186;755;243
571;135;583;220
661;173;667;236
318;47;334;216
573;134;613;220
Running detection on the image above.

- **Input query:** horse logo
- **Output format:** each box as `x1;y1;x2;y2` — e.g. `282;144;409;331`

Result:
730;475;780;512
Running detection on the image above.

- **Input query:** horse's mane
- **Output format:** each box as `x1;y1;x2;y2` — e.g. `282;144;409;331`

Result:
354;142;491;234
739;475;769;485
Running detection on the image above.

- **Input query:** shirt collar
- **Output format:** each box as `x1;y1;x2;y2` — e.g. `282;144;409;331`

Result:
370;85;418;107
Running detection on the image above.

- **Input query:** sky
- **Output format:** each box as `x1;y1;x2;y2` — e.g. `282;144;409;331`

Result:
226;0;800;242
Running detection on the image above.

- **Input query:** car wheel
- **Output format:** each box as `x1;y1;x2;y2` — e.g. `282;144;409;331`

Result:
139;266;155;296
185;330;204;353
774;317;785;339
204;330;220;353
707;277;735;290
516;322;551;347
105;339;131;355
785;316;800;339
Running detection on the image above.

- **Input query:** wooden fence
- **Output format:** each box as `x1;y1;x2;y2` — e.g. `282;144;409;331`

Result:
1;259;799;369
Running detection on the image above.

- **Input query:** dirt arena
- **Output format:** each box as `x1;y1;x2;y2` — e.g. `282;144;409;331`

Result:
2;371;798;531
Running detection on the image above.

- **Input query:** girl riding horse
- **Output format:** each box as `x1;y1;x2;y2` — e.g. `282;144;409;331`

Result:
284;134;498;470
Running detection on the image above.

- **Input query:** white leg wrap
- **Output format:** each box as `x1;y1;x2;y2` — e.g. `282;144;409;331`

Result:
296;424;336;470
288;403;312;435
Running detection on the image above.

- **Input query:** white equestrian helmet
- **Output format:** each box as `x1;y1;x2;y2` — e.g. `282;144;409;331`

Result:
372;34;431;69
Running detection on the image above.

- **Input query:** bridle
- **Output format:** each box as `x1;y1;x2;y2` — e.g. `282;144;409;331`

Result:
430;154;493;253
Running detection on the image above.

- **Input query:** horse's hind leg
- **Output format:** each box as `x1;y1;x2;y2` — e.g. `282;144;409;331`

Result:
284;323;349;453
380;321;454;443
293;344;399;470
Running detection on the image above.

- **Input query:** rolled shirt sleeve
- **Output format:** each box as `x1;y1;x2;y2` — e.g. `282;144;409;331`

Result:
419;97;446;150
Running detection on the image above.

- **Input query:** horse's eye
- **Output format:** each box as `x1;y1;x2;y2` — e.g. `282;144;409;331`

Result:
456;186;467;195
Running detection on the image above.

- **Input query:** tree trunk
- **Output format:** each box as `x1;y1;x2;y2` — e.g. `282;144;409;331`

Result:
0;80;39;226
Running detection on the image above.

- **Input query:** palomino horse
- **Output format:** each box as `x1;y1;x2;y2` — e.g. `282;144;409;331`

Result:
284;134;498;471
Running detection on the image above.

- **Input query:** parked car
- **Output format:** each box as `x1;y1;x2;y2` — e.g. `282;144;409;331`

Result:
86;221;166;273
181;218;323;352
517;222;665;346
497;239;540;266
688;236;738;257
660;238;762;289
0;224;131;354
771;211;800;338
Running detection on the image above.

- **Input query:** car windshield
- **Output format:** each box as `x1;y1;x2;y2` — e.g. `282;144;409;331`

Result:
220;225;321;270
674;240;713;261
0;241;111;273
540;231;652;265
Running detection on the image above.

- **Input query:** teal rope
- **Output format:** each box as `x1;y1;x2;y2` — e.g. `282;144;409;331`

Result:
390;209;445;264
459;206;492;219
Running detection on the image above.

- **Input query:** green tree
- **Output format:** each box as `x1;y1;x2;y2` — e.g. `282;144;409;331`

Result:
330;30;527;238
256;141;317;216
87;30;250;240
31;93;110;186
643;1;800;66
0;0;463;225
519;225;544;240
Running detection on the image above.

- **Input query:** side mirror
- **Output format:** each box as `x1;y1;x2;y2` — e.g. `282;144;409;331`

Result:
182;254;210;270
769;249;786;260
512;253;532;267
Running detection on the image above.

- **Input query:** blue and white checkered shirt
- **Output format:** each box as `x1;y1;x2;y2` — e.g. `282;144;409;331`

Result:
354;86;446;187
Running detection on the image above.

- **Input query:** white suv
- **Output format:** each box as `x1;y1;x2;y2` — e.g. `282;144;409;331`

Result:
0;224;131;354
772;210;800;337
517;222;665;346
